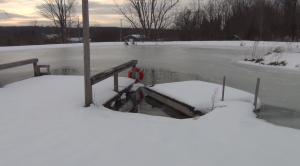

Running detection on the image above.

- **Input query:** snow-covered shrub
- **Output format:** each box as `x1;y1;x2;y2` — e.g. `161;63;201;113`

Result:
240;41;246;46
208;88;218;112
273;46;285;53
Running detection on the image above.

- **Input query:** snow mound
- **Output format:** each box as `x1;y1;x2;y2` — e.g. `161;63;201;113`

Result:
148;81;261;113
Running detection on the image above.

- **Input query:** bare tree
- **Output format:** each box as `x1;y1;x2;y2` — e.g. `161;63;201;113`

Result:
76;16;82;41
114;0;180;41
31;19;38;27
36;0;77;43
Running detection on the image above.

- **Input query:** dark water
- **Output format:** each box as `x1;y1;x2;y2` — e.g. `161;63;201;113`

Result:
257;106;300;130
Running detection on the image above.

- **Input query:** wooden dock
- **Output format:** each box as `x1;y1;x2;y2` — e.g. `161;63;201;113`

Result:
144;87;203;118
0;59;51;76
90;60;138;108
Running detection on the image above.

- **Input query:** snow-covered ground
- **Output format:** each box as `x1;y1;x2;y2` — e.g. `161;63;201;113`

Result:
1;76;300;166
148;81;261;113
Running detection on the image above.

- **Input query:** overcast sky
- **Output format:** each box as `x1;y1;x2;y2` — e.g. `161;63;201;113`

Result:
0;0;193;27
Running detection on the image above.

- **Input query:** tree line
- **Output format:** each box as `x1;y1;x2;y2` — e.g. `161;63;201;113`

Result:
173;0;300;41
0;26;159;46
1;0;300;46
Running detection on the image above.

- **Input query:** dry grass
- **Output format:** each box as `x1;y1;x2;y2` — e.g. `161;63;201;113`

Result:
273;46;285;53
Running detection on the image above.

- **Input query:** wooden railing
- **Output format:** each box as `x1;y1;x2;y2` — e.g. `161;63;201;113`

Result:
0;59;51;76
90;60;138;92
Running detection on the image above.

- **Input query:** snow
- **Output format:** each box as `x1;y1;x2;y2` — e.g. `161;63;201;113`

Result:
67;37;83;43
148;81;261;113
239;53;300;70
1;76;300;166
130;83;145;92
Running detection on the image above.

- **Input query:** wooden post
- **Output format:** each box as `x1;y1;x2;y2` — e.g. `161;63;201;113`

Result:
253;78;261;111
222;76;226;101
151;69;155;86
82;0;93;107
114;74;118;92
33;62;39;76
132;65;136;79
47;66;51;75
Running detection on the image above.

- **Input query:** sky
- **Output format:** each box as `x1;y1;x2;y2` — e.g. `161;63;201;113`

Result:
0;0;192;27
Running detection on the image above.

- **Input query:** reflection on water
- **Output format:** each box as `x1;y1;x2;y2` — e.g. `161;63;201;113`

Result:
118;68;209;86
52;68;82;75
0;70;34;86
257;106;300;130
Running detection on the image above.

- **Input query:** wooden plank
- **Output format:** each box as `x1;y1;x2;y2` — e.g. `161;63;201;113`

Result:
144;87;198;117
91;60;138;85
33;62;38;76
104;83;134;108
114;74;118;92
0;59;38;70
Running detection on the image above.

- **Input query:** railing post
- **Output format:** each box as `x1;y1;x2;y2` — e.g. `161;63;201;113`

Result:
33;62;39;76
253;78;261;111
114;74;118;92
132;65;136;79
47;66;51;75
222;76;226;101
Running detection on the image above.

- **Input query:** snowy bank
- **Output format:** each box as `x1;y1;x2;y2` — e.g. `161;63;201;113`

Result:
148;81;261;114
239;52;300;70
1;76;300;165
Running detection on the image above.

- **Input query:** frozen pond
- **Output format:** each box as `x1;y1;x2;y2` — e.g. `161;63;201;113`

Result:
1;42;300;129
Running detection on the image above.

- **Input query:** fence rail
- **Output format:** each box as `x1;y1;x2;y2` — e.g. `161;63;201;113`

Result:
91;60;138;86
0;58;50;76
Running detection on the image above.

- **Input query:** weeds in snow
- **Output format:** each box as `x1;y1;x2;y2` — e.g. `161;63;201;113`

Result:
273;46;285;54
207;88;226;112
245;41;295;67
240;41;246;46
210;88;218;111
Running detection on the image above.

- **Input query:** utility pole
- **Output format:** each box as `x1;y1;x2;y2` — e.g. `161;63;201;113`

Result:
82;0;92;107
120;19;123;42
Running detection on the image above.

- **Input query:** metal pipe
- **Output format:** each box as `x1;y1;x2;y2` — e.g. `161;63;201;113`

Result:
253;78;261;111
222;76;226;101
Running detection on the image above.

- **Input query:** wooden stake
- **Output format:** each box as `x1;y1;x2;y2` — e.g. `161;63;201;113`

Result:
82;0;93;107
33;62;38;76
